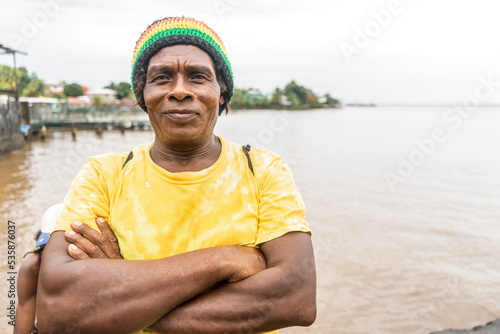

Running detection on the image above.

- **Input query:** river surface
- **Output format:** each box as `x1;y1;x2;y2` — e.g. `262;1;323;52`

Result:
1;107;499;333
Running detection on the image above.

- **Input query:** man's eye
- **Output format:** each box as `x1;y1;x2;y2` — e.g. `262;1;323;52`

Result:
192;74;207;80
153;74;170;81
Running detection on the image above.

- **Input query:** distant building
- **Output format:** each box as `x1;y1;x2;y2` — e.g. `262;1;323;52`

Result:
48;83;65;95
19;97;64;125
67;96;91;110
86;88;117;105
115;97;140;109
319;95;342;108
0;94;24;154
246;89;267;107
318;96;327;104
247;89;263;99
280;96;292;108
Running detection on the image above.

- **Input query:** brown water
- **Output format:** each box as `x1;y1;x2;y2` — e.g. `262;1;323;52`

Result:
1;107;499;333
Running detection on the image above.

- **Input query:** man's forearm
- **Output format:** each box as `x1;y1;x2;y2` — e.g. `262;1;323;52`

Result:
37;232;262;334
149;268;308;333
149;232;317;334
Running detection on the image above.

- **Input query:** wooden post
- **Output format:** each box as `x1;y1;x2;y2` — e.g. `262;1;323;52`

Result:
96;125;103;136
40;125;47;140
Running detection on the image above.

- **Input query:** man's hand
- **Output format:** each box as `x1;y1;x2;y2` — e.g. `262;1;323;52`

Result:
226;246;266;283
64;217;123;260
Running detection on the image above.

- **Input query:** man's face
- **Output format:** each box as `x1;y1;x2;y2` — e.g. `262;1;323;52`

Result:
143;45;223;146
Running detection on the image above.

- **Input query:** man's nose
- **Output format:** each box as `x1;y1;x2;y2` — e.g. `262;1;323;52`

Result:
167;77;193;101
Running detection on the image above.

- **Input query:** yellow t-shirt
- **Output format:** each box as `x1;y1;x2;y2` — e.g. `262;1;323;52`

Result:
54;136;310;333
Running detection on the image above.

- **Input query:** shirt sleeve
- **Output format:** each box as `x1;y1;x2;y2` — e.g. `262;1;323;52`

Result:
255;152;311;245
52;158;111;233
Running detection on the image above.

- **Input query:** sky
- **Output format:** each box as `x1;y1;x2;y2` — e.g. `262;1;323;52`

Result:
1;0;500;105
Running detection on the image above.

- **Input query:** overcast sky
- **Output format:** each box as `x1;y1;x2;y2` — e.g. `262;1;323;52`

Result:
1;0;500;104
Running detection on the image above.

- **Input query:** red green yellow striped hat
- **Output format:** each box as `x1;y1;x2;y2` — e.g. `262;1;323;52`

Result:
131;17;234;114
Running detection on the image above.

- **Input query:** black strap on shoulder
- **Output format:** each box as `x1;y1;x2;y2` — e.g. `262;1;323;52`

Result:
123;151;134;169
242;145;254;176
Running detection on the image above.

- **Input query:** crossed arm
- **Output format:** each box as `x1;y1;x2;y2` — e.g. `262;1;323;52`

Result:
148;231;317;333
37;219;316;334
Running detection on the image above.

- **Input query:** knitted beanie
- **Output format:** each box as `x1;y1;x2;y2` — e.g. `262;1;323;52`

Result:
131;17;234;114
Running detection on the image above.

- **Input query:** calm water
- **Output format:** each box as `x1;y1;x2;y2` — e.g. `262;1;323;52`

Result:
1;107;500;333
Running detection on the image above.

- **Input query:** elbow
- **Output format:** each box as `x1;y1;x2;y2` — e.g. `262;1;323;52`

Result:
272;278;316;327
275;291;316;328
37;280;77;332
37;267;81;332
37;295;86;333
287;268;317;327
37;295;62;332
298;299;316;327
292;290;316;327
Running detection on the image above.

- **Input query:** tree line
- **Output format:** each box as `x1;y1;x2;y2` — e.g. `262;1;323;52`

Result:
0;65;134;101
230;81;340;110
0;65;341;109
0;65;46;96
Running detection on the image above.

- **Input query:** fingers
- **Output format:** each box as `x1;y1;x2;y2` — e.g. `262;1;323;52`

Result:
96;217;122;259
65;228;106;259
67;244;90;260
65;220;123;260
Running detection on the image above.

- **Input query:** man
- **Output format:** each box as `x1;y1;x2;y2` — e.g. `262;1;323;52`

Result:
38;17;316;334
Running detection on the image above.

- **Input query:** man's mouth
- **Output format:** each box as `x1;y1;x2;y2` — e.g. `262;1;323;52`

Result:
163;112;198;122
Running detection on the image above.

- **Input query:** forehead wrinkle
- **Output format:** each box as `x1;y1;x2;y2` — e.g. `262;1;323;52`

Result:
149;58;214;76
152;45;213;65
185;63;215;75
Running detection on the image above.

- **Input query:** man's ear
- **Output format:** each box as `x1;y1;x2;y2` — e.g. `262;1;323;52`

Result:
219;95;225;105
